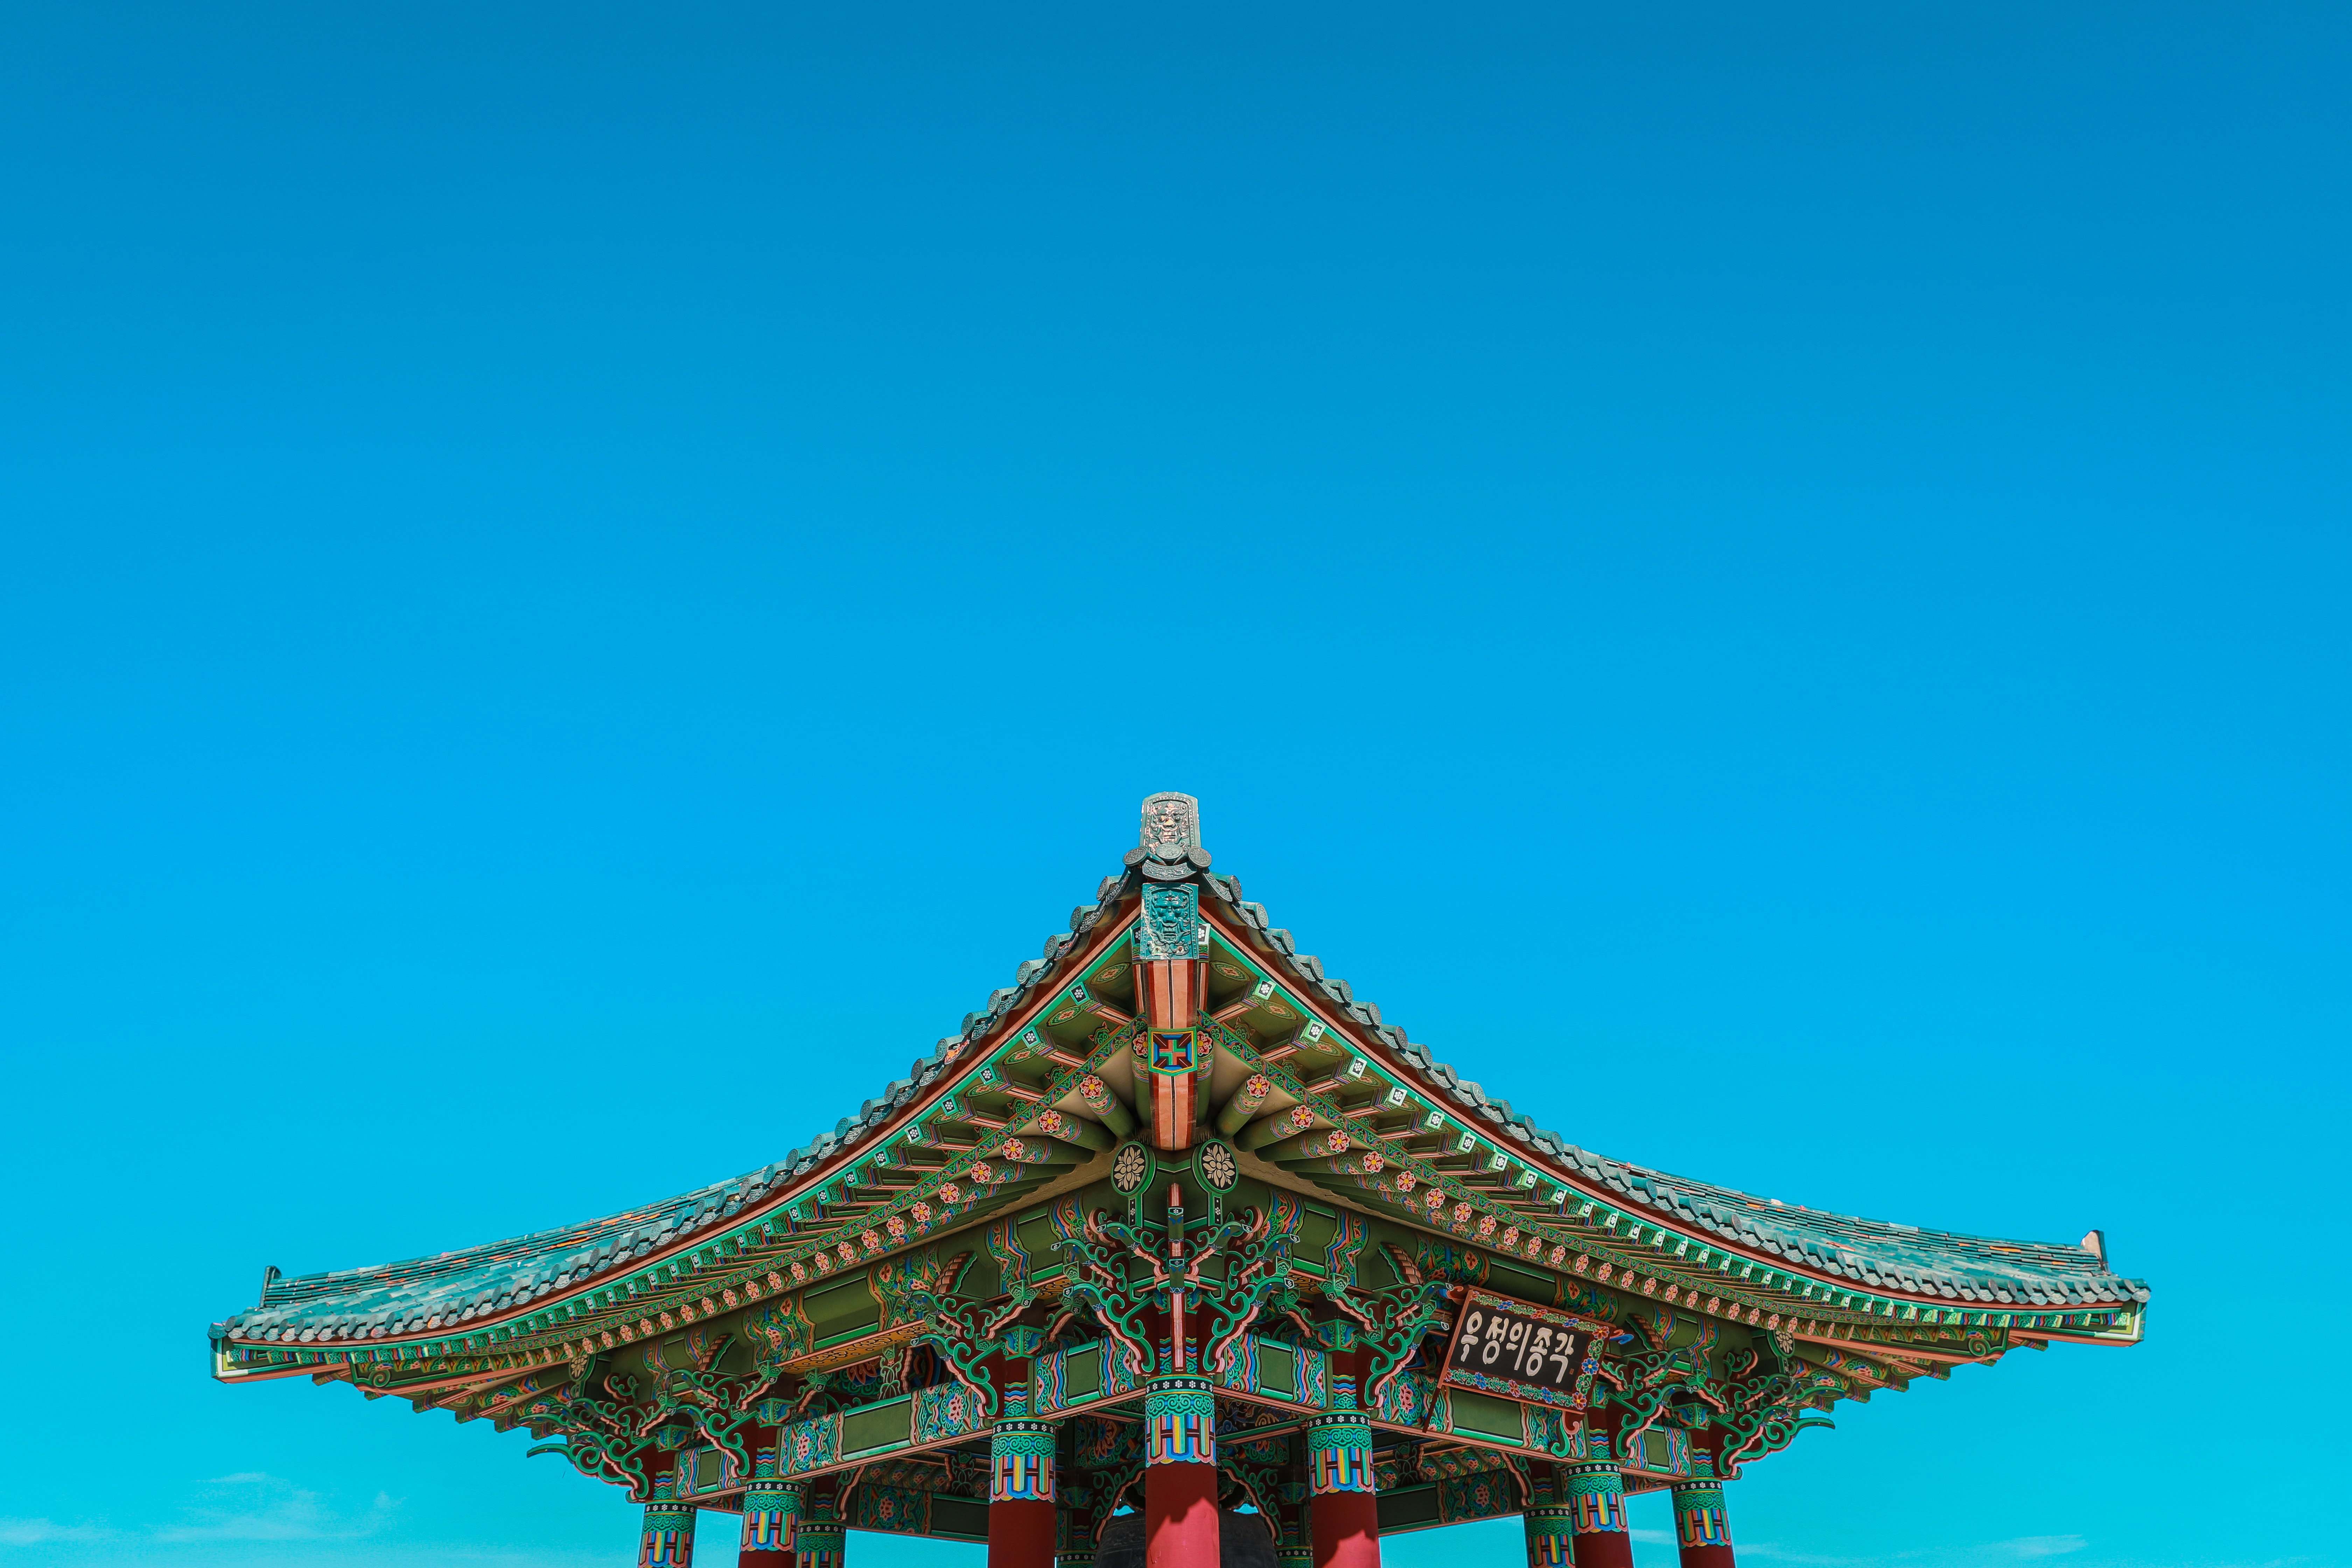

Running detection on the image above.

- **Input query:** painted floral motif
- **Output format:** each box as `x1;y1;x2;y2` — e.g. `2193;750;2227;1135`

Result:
855;1481;928;1533
1438;1472;1518;1524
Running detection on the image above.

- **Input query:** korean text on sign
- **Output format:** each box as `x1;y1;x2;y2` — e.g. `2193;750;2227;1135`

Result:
1449;1301;1588;1395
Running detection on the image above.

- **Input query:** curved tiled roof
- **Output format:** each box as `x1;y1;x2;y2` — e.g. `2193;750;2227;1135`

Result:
1203;870;2146;1314
213;811;2146;1353
217;872;1135;1348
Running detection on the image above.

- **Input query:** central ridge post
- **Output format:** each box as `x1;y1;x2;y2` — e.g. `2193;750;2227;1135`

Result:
1144;1178;1219;1568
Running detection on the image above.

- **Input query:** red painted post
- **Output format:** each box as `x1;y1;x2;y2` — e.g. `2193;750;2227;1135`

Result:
738;1449;799;1568
1275;1440;1312;1568
638;1469;695;1566
1056;1494;1099;1568
1558;1417;1631;1568
1671;1454;1734;1568
794;1486;846;1568
1144;1373;1220;1568
1521;1464;1573;1568
990;1341;1058;1568
1306;1364;1378;1568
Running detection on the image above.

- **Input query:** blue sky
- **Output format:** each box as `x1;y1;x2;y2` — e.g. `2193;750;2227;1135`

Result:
0;2;2345;1564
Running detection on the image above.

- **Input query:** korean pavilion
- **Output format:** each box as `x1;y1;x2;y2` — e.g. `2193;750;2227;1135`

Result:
209;794;2149;1568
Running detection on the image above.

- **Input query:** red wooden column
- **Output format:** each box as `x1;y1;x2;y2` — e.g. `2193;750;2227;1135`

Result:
737;1448;800;1567
1055;1492;1099;1568
637;1469;695;1567
1305;1355;1378;1568
1519;1464;1573;1568
1561;1420;1630;1568
1671;1454;1734;1568
794;1484;847;1568
1143;1372;1220;1568
1275;1441;1312;1568
990;1333;1058;1568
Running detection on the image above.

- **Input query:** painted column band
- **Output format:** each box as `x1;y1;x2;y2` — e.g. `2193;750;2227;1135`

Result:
741;1452;802;1556
1563;1459;1628;1534
993;1419;1061;1503
796;1501;847;1568
639;1474;696;1568
1276;1479;1312;1568
1672;1477;1730;1550
1144;1376;1217;1466
1522;1506;1575;1568
1304;1415;1374;1495
1055;1498;1098;1568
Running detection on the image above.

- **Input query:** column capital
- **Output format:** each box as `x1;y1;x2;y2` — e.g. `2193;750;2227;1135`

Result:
1563;1456;1628;1536
1303;1414;1373;1495
1671;1463;1733;1560
1143;1375;1216;1466
740;1449;802;1561
1522;1505;1576;1568
992;1415;1060;1504
639;1472;697;1567
795;1490;847;1568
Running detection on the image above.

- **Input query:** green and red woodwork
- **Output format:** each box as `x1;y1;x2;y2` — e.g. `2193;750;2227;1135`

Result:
205;796;2150;1568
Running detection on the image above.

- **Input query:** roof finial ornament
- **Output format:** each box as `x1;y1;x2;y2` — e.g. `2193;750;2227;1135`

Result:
1128;791;1211;882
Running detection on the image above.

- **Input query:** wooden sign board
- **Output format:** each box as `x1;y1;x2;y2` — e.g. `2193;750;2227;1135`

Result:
1437;1288;1612;1413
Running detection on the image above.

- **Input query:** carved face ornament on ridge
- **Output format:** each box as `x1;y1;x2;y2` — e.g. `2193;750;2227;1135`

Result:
1142;795;1194;858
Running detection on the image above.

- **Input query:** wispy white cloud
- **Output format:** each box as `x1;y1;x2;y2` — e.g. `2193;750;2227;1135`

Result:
1731;1533;2321;1568
1739;1544;1888;1566
1740;1538;2077;1567
149;1473;400;1544
0;1519;111;1547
